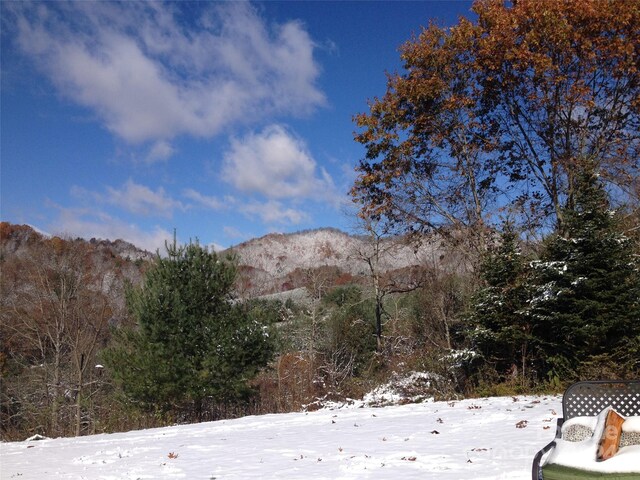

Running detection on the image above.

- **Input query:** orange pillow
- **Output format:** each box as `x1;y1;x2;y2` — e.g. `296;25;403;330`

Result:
597;409;625;461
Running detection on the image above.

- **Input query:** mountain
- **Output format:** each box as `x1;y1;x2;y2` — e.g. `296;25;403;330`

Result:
0;223;443;298
0;222;155;264
226;228;443;296
227;228;431;276
0;222;155;315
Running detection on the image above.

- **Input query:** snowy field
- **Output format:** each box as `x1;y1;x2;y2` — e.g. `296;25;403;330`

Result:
1;395;563;479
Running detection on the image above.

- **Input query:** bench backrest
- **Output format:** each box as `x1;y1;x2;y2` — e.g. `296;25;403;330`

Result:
563;380;640;420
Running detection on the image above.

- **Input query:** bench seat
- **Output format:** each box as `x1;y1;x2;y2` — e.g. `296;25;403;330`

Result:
542;463;640;480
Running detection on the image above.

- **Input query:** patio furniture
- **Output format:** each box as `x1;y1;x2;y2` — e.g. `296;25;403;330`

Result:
532;380;640;480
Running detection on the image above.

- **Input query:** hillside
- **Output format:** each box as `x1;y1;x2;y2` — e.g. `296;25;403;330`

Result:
0;222;155;265
228;228;436;276
227;228;443;296
0;223;443;298
0;223;154;314
2;222;457;441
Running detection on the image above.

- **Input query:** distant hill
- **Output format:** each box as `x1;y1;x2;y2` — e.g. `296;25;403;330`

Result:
0;222;155;264
228;228;443;275
226;228;443;297
0;223;444;299
0;222;155;320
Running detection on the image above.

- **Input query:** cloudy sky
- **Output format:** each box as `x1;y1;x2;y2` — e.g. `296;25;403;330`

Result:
1;1;472;252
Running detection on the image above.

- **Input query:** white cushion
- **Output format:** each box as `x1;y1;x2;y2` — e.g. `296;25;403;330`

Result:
543;407;640;473
561;416;598;442
622;416;640;433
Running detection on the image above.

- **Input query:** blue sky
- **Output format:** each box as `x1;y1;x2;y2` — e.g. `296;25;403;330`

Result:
1;1;473;252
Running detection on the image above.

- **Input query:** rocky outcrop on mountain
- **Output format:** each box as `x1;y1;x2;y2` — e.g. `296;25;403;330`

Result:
227;228;442;296
228;228;440;277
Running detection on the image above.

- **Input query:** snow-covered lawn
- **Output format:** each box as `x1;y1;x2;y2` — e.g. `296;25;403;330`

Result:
1;395;562;479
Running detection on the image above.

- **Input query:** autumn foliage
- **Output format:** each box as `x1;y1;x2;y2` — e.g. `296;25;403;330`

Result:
353;0;640;243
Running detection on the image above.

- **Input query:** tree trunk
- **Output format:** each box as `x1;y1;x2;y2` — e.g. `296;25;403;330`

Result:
75;353;85;436
375;300;382;351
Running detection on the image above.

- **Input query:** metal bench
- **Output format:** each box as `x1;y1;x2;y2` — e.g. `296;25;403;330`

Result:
532;380;640;480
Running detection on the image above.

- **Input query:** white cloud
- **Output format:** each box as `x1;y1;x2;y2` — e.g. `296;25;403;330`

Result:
240;200;309;225
50;205;173;253
223;226;245;239
146;140;175;164
73;180;185;218
9;2;325;145
105;180;185;218
182;188;225;211
208;242;226;253
222;125;338;201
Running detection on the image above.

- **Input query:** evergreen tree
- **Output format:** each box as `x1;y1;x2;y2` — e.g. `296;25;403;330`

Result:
527;168;640;380
103;239;274;419
467;224;535;382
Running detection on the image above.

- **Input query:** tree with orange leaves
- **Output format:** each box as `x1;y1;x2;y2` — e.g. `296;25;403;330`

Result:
353;0;639;250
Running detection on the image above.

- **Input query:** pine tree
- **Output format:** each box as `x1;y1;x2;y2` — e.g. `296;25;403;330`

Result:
467;224;535;382
527;168;640;380
103;239;274;419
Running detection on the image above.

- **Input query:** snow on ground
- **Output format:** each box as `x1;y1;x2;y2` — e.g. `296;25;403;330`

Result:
1;395;562;479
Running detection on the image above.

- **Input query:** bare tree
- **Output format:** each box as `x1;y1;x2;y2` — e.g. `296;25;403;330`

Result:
1;237;112;437
354;220;424;350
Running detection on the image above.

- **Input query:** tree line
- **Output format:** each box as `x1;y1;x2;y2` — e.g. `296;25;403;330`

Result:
0;221;477;440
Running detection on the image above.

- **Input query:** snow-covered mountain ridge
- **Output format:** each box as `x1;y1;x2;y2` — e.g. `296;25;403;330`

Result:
1;223;443;297
227;228;441;278
2;223;438;278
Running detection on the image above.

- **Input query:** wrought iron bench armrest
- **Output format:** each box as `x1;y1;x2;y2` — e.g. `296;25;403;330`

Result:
532;418;563;480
